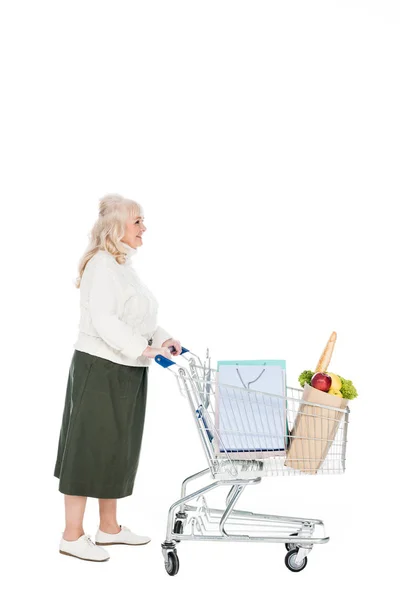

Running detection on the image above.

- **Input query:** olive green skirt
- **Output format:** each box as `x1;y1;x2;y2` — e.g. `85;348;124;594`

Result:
54;349;149;499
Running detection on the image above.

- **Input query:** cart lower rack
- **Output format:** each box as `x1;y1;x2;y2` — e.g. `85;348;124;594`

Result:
156;347;350;575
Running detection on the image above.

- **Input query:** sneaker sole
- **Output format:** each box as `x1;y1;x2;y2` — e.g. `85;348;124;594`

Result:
95;540;151;546
59;550;110;562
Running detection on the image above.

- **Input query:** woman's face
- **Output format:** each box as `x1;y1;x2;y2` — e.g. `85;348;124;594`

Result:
122;214;146;248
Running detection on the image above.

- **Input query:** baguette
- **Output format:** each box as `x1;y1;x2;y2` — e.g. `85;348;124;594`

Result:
315;331;337;373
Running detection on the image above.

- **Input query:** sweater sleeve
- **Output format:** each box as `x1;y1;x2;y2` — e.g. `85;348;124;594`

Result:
88;260;149;360
151;325;173;348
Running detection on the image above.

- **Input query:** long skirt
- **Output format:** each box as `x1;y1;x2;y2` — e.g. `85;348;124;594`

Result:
53;349;149;499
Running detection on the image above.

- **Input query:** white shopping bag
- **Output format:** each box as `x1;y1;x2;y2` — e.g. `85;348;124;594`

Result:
214;360;288;458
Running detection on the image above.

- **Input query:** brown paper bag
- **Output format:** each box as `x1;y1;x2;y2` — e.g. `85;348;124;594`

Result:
284;383;348;474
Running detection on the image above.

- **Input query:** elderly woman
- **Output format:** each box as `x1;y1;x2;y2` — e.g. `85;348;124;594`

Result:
54;194;181;562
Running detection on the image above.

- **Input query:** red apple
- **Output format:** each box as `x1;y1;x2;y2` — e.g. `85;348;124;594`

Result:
311;372;332;392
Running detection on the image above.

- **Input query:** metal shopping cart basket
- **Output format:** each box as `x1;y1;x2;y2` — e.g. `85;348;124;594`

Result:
156;346;350;575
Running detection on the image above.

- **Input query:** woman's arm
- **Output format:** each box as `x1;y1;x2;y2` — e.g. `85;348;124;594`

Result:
88;261;149;360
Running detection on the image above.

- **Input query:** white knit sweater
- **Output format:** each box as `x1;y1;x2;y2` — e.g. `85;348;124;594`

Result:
73;242;173;367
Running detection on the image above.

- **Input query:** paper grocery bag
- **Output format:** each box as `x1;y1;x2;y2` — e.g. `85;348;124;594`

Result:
284;383;348;474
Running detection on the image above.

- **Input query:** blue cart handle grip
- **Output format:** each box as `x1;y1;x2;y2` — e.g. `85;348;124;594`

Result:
155;345;190;368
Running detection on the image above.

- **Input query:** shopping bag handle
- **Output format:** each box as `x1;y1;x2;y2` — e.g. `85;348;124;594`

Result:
155;345;189;368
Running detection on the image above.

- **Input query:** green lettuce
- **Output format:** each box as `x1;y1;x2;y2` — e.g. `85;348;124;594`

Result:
338;376;358;400
298;370;314;388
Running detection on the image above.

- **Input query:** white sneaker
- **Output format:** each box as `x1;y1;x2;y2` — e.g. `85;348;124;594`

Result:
59;533;110;562
95;524;151;546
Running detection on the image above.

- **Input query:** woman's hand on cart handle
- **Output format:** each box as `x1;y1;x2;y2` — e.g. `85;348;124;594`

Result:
142;346;173;360
161;338;182;356
168;345;189;355
154;342;190;368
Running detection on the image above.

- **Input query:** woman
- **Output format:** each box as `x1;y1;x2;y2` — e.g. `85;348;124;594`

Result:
54;194;181;562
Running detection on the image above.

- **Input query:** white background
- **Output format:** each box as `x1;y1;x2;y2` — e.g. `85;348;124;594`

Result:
1;0;398;597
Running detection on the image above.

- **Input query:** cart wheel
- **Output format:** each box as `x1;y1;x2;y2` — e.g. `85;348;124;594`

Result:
285;532;300;552
165;550;180;576
285;549;308;572
173;520;183;542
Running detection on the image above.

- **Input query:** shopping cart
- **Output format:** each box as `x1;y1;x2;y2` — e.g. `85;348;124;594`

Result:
156;346;350;575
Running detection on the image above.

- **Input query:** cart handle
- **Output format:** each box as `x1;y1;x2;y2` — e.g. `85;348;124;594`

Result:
155;345;190;368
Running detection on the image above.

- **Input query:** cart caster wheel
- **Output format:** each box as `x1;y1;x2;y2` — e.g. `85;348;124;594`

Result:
285;549;308;572
173;520;184;542
285;532;300;552
165;550;180;576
